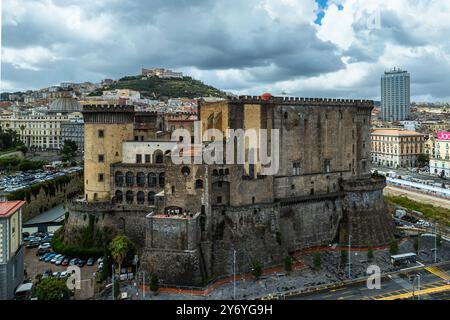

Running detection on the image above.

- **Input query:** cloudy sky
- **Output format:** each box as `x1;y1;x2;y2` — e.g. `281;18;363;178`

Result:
1;0;450;102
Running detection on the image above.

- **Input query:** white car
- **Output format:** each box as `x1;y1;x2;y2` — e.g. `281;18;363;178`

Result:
51;254;63;263
60;271;68;278
39;243;51;250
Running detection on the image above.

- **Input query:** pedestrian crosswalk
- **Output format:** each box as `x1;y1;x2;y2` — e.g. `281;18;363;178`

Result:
425;266;450;281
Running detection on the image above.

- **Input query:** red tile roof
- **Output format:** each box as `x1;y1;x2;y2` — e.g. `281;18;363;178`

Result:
0;201;25;218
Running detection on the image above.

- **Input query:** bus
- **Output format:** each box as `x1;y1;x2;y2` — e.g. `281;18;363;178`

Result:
390;253;417;266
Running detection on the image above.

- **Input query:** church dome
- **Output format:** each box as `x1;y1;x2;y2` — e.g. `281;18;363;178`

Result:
49;98;81;114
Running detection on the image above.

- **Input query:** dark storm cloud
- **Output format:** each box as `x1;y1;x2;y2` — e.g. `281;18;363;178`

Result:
2;0;345;91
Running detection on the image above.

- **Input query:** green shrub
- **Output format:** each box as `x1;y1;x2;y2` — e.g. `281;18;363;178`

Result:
313;252;321;270
250;260;263;280
284;256;294;272
390;239;399;255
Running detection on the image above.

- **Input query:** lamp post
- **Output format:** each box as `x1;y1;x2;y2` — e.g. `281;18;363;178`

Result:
348;234;352;279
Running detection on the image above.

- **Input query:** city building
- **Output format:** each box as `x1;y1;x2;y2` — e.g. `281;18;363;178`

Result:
371;128;425;168
430;131;450;178
0;201;25;300
142;68;184;79
61;118;85;152
65;96;393;287
381;68;411;121
0;98;82;150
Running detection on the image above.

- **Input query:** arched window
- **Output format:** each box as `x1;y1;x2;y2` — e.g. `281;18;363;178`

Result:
195;179;204;189
126;172;134;186
148;192;156;205
159;172;165;188
115;171;124;187
213;169;218;176
225;169;230;175
219;169;224;176
126;191;134;204
137;172;146;187
154;150;164;164
137;191;145;204
115;190;123;203
148;173;157;187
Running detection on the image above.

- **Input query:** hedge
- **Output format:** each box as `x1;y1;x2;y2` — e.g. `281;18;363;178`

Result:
51;236;105;260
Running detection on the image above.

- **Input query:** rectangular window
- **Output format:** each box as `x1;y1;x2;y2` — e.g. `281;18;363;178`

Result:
145;154;151;163
98;154;105;163
324;160;331;173
293;161;301;176
98;174;104;182
136;154;142;163
98;130;104;138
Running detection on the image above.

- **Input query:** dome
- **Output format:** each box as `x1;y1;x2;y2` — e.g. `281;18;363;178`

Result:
49;98;81;114
261;93;272;101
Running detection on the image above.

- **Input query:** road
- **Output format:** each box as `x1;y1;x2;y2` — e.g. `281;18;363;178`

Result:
384;185;450;209
289;262;450;300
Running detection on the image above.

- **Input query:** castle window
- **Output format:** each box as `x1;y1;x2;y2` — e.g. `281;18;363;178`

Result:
154;150;164;164
145;154;151;163
181;166;191;177
293;161;301;176
159;173;165;188
252;197;255;204
115;190;123;203
148;192;156;205
213;169;218;176
136;154;142;164
98;130;104;138
137;191;145;204
137;172;146;187
115;171;124;187
195;179;204;189
126;172;134;186
310;188;314;195
324;160;331;173
98;174;104;182
126;191;134;204
284;112;288;120
148;173;157;187
171;186;175;194
225;168;230;175
98;154;104;163
217;196;222;204
219;169;224;176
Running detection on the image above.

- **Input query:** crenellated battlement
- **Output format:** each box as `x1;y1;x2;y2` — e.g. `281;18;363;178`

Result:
227;95;374;108
82;104;135;113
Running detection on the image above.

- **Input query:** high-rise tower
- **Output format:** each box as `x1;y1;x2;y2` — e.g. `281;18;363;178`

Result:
381;68;411;121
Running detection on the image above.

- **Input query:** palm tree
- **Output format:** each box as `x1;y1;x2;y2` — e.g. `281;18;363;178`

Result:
109;236;134;279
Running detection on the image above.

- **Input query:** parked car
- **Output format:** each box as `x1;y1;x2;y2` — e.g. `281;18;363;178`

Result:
97;257;104;264
59;271;68;278
77;260;86;267
69;258;79;266
42;270;53;279
39;243;51;250
87;258;95;266
55;256;65;266
26;241;40;249
36;248;50;256
40;252;53;261
52;272;61;278
51;254;63;264
44;253;57;262
61;258;70;267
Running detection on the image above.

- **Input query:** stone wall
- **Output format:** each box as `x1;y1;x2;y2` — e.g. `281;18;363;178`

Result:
13;171;84;223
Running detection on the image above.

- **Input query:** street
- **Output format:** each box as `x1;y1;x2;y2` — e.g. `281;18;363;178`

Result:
289;262;450;300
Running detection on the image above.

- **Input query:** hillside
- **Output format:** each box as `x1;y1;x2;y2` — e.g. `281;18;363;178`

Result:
89;75;226;99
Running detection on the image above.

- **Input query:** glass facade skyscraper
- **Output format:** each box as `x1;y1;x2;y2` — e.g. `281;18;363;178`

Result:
381;68;410;121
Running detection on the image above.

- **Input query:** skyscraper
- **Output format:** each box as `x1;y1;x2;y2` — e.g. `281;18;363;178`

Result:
381;68;410;121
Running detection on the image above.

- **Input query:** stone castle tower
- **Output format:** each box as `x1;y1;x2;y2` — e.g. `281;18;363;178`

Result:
82;105;135;202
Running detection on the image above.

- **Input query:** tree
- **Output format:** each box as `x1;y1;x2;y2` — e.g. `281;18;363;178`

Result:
35;277;70;300
109;236;135;277
390;239;399;255
250;260;263;280
61;139;78;161
284;256;294;272
150;275;159;293
313;252;321;270
417;154;430;168
367;247;374;261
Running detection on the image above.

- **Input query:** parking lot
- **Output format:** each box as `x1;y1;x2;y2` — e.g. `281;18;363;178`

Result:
24;243;99;285
0;166;82;194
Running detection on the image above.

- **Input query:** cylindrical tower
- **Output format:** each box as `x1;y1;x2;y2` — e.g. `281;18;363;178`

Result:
82;105;135;202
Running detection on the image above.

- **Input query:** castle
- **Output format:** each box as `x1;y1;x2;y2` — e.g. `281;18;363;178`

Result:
66;95;394;286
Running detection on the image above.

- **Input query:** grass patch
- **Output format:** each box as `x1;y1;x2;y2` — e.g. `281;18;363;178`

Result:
385;195;450;226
